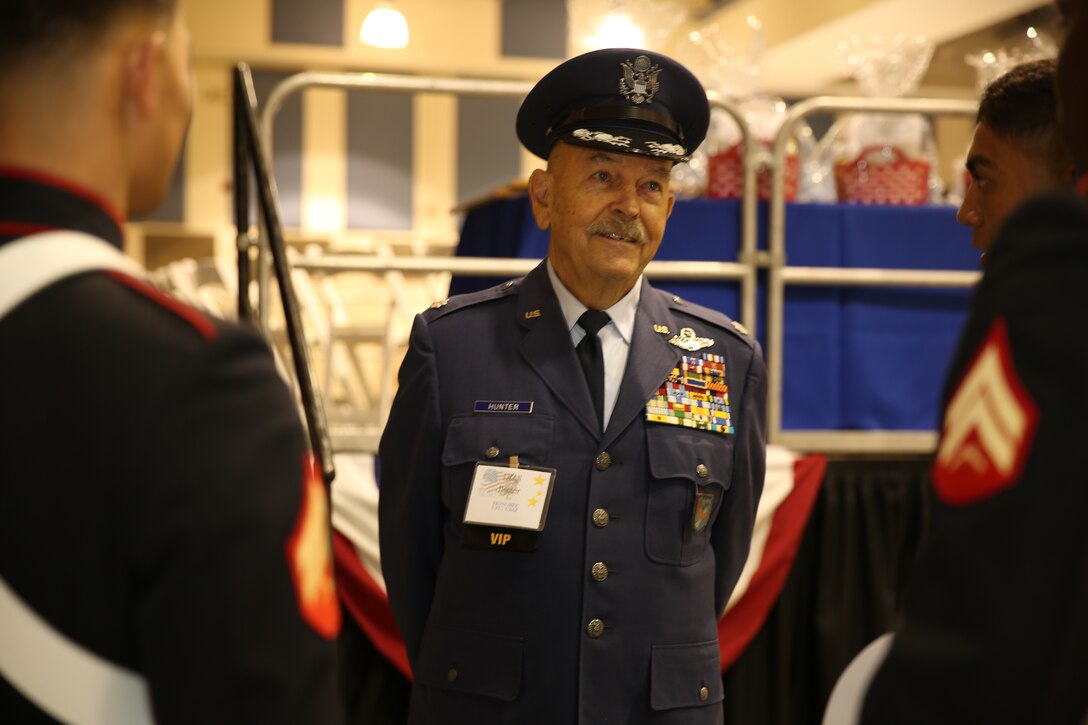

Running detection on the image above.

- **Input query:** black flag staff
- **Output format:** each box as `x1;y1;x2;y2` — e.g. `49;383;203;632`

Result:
232;62;335;487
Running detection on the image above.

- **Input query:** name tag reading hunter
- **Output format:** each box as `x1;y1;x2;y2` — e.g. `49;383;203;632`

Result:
463;458;556;551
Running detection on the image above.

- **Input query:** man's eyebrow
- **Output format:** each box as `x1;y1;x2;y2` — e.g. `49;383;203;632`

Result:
965;155;995;175
647;165;672;180
586;151;671;180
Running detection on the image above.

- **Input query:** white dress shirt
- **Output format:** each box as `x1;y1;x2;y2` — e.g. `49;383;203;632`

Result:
546;260;641;430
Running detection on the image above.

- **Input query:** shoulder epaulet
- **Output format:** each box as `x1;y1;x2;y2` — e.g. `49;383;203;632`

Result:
661;289;754;348
423;277;522;321
107;270;218;342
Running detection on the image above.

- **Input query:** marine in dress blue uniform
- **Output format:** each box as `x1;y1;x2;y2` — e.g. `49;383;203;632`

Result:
0;2;341;721
379;48;767;724
861;1;1088;719
859;181;1088;725
0;171;342;724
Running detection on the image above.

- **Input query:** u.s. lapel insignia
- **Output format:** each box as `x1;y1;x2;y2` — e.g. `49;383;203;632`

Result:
668;327;714;352
619;55;661;104
653;324;670;335
524;309;542;319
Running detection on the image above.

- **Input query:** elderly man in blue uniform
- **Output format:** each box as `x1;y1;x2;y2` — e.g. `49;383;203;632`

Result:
379;48;767;724
859;0;1088;721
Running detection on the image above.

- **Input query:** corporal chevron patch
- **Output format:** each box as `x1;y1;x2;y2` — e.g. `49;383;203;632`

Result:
932;317;1038;506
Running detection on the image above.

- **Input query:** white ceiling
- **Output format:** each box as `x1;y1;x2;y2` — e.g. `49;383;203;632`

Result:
762;0;1048;95
695;0;1054;97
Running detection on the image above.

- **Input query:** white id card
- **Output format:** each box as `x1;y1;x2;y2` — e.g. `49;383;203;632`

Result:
463;463;557;531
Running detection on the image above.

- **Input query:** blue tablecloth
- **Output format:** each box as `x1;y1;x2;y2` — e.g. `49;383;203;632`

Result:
454;196;977;431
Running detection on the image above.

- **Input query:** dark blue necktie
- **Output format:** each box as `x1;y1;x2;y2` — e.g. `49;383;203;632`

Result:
576;309;611;431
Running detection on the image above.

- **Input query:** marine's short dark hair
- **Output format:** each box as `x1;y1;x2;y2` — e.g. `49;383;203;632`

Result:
977;59;1061;143
0;0;177;67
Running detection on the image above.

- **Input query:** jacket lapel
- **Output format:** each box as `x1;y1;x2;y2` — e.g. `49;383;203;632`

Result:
603;279;680;446
517;262;601;437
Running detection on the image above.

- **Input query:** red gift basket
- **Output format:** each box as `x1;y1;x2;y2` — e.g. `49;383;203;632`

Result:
833;144;930;205
706;141;800;201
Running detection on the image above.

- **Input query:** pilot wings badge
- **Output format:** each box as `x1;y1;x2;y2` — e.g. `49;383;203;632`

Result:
668;327;714;352
619;55;661;104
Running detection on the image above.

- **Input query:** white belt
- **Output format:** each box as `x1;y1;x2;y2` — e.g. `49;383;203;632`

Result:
0;230;153;725
0;230;143;316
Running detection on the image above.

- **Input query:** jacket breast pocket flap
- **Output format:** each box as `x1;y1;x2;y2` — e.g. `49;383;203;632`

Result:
650;640;723;711
441;413;555;467
414;626;524;702
646;426;732;486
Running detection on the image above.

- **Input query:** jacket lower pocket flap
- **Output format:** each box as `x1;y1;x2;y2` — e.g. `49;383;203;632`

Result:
650;640;723;711
414;626;523;702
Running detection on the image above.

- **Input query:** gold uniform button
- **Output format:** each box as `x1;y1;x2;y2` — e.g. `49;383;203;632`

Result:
587;619;604;638
695;463;709;478
485;446;500;459
699;686;709;702
595;452;612;471
592;508;610;527
447;668;459;683
591;562;609;582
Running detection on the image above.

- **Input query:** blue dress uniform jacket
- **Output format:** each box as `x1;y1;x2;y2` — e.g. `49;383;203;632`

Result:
379;260;767;724
861;186;1088;723
0;171;341;724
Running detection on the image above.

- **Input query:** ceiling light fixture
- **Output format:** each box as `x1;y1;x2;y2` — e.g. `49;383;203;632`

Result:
360;2;409;49
594;12;645;48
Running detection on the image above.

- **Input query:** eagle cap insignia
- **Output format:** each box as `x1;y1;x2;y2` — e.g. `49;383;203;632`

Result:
619;55;661;104
668;327;714;352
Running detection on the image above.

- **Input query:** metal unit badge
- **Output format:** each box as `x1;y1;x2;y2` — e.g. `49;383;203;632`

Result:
692;490;714;533
619;55;661;104
645;353;733;435
668;327;714;352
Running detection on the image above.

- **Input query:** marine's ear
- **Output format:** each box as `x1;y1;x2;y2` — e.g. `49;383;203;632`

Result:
122;28;167;119
527;168;551;231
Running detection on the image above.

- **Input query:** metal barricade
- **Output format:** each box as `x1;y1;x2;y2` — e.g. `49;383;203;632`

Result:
766;96;980;454
256;72;758;334
255;71;979;455
252;72;759;453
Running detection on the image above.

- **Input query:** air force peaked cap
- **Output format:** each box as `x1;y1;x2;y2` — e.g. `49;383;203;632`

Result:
516;48;709;162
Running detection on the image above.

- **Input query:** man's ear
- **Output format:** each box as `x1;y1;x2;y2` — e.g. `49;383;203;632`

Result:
124;31;165;119
528;168;551;231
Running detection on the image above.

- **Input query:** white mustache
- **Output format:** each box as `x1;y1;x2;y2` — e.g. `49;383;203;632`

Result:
586;218;649;244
